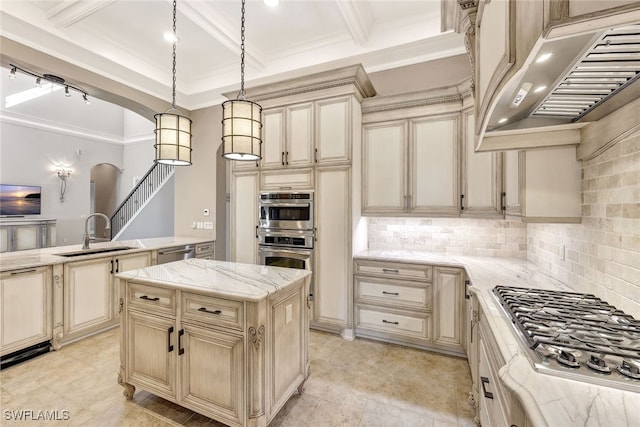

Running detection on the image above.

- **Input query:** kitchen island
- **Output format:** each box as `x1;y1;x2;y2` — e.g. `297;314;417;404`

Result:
116;258;311;427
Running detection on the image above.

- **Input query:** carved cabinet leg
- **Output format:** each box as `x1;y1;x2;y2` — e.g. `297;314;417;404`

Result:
122;382;135;400
297;364;311;394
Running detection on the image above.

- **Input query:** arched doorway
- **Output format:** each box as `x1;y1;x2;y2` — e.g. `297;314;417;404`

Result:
90;163;121;239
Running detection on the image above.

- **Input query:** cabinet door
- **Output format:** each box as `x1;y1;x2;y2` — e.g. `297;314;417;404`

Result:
462;110;502;217
286;103;313;167
433;267;464;350
410;115;459;215
63;258;114;338
316;97;351;164
179;324;244;426
231;172;258;264
0;266;52;355
314;167;350;329
14;225;39;251
362;121;407;214
117;252;151;273
503;150;521;217
262;108;286;168
0;227;8;252
125;310;177;400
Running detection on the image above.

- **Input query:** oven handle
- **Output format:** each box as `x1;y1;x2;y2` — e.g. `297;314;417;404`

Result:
259;202;311;208
258;246;313;256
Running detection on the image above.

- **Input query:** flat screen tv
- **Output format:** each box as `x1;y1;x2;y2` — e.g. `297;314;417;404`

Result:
0;184;42;216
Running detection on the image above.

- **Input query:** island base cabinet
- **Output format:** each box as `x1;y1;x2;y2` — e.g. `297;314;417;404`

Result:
119;274;309;427
0;266;52;357
180;325;244;426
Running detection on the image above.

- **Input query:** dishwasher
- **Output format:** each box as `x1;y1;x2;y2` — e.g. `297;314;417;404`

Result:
157;244;196;264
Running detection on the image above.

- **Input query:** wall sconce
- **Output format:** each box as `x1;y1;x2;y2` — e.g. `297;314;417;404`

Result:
56;168;71;202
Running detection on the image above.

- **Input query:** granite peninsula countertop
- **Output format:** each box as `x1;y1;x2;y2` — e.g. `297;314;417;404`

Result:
354;250;640;427
0;236;214;272
115;258;312;302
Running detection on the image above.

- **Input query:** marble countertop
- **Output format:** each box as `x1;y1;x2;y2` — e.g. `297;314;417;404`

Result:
0;236;214;272
115;258;311;302
354;250;640;427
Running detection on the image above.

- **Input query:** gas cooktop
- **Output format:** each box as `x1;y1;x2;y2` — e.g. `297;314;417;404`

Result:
493;285;640;392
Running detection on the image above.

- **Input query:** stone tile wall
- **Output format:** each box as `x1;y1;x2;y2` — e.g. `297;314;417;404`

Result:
527;131;640;317
367;217;527;258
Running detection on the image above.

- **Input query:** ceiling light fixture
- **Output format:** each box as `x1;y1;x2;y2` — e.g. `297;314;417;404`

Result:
221;0;262;161
163;32;178;43
498;118;508;124
534;85;547;93
263;0;279;7
154;0;192;166
6;64;90;105
83;94;91;105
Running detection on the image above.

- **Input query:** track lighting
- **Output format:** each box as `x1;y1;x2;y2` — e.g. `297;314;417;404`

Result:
7;63;90;105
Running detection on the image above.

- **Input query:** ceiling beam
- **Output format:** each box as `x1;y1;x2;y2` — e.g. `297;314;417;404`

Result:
45;0;117;28
179;0;264;71
335;0;374;46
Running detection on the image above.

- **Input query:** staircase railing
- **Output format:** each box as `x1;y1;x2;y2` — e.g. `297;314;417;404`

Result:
110;162;174;239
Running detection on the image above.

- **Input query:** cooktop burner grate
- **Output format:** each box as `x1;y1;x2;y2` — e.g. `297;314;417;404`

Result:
493;285;640;391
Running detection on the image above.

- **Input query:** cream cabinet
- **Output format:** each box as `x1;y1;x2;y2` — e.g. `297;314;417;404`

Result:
354;259;465;356
478;309;530;427
501;146;581;223
315;96;351;164
0;219;56;252
465;287;480;420
260;168;314;191
313;166;351;333
362;114;461;216
461;110;503;217
119;269;310;427
62;252;150;343
261;103;314;169
230;171;258;264
433;267;465;352
0;266;52;356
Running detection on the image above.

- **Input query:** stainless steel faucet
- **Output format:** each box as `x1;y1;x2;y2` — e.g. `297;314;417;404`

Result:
82;213;111;249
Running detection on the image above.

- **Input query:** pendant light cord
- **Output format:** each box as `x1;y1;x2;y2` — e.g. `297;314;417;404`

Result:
239;0;246;99
171;0;178;110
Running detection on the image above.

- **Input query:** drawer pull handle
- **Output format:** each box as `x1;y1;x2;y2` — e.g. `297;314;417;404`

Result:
140;295;160;301
481;376;494;399
382;291;400;296
167;326;174;352
198;307;222;315
382;268;399;274
178;329;184;355
382;319;399;325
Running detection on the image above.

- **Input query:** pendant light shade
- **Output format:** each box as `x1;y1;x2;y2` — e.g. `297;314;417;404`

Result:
155;0;192;166
154;111;192;165
221;0;263;161
222;99;262;161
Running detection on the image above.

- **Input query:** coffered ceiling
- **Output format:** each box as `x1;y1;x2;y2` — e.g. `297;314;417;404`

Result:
0;0;465;110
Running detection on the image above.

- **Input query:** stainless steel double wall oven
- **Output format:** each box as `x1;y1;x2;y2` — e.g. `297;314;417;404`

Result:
258;191;314;298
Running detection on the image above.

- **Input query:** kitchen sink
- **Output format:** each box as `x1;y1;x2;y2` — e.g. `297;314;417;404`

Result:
54;247;135;257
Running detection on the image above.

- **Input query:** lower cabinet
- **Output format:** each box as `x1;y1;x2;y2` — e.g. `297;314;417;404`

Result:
62;252;151;344
477;307;529;427
0;219;56;252
120;276;309;427
0;266;52;356
231;171;259;264
354;259;465;356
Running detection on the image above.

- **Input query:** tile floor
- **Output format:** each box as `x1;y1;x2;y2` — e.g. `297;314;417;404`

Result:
1;328;477;426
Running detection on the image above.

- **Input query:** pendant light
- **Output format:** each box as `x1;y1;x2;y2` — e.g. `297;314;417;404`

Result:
221;0;262;161
154;0;192;166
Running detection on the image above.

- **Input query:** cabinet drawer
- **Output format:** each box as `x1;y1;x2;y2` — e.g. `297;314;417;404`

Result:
195;242;214;255
127;282;176;316
355;260;432;282
356;305;430;342
355;277;430;310
181;293;244;331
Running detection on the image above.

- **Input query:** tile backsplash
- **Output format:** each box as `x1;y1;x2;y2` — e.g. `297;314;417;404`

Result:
367;217;527;258
527;130;640;317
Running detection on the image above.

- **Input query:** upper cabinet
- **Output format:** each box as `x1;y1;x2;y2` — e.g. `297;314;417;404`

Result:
456;0;640;158
362;83;503;219
315;97;352;164
261;103;314;169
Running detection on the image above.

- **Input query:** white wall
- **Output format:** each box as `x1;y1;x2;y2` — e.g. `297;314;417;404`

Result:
116;176;174;240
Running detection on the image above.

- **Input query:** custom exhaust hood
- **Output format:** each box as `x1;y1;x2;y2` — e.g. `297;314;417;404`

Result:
486;23;640;133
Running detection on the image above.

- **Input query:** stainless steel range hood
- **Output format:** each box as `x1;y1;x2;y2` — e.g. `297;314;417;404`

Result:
486;23;640;133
